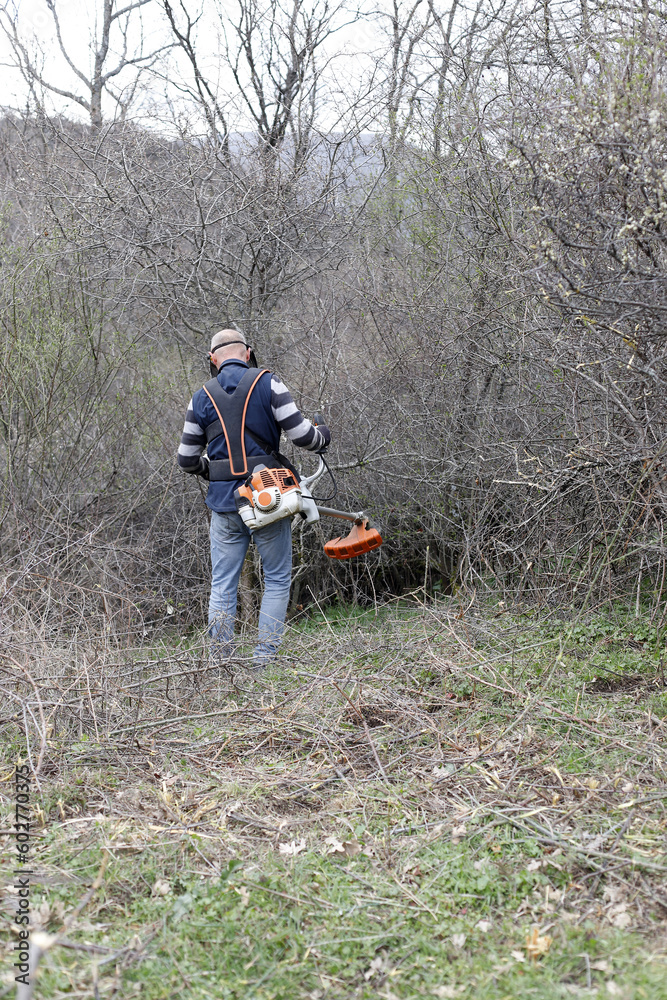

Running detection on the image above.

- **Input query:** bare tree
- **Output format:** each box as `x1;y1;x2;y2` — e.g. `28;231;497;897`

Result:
383;0;434;152
161;0;232;150
377;0;519;157
4;0;667;625
152;0;382;326
0;0;171;126
163;0;364;159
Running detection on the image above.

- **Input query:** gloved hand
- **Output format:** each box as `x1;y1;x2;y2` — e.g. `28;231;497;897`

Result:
197;455;210;480
316;424;331;450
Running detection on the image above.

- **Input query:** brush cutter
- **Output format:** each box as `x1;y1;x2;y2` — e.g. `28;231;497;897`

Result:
302;456;383;560
233;454;382;560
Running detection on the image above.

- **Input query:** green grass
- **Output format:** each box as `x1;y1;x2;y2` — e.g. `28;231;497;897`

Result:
1;597;666;998
14;825;667;999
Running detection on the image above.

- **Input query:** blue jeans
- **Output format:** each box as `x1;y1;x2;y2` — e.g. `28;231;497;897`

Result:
208;511;292;665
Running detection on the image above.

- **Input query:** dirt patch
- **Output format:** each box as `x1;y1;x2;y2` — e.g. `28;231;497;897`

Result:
588;672;663;694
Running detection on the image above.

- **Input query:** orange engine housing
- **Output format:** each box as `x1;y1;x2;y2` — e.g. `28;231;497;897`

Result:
236;468;299;507
234;467;303;530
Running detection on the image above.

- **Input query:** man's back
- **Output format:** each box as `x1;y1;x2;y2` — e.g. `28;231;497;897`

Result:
178;358;327;511
177;331;331;669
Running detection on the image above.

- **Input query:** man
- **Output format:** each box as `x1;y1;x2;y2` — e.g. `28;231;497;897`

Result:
178;329;330;668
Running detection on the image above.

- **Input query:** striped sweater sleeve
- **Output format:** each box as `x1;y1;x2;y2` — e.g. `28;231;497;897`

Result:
271;376;327;451
178;397;206;473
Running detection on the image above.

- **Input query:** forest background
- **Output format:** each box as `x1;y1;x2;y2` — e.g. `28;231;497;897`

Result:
3;0;667;632
1;4;667;998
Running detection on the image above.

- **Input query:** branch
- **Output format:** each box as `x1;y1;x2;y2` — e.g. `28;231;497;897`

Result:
0;13;92;112
163;0;230;144
45;0;92;90
112;0;154;20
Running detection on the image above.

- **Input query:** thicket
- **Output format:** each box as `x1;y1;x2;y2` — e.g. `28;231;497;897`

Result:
2;0;667;642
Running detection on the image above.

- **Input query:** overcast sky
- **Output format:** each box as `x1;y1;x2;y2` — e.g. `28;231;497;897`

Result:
0;0;385;131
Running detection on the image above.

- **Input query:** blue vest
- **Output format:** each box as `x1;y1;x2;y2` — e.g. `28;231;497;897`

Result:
191;360;280;512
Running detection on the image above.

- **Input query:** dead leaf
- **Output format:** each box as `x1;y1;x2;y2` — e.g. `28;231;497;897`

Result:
451;824;467;844
323;836;361;857
32;899;52;929
525;925;552;961
278;838;307;856
609;906;631;929
603;885;624;903
476;919;492;933
450;933;466;950
511;950;526;963
526;860;542;872
235;885;250;907
492;962;513;974
363;956;386;980
434;987;459;998
522;724;535;745
606;983;623;997
31;932;57;952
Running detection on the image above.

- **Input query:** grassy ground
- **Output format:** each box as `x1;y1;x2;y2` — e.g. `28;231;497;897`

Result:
1;596;666;999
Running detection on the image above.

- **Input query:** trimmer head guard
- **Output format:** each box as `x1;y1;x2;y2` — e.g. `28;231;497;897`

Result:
324;521;383;560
